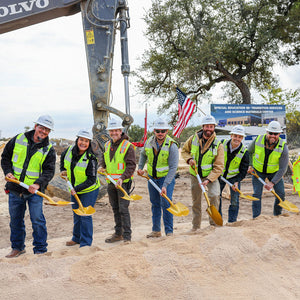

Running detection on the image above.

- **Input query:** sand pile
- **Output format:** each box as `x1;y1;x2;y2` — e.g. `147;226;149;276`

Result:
0;148;300;299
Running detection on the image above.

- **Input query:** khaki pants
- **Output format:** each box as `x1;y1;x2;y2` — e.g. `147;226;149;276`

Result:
190;175;220;228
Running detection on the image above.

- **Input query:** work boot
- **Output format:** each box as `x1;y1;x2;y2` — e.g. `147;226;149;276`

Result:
166;233;173;237
146;231;161;238
105;233;123;243
123;239;131;245
5;249;26;258
66;240;79;246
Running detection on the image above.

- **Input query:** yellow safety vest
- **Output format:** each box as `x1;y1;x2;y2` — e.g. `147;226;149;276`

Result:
292;156;300;195
222;140;247;179
104;139;133;183
144;135;176;178
12;133;52;186
189;134;221;177
64;146;100;194
253;135;285;174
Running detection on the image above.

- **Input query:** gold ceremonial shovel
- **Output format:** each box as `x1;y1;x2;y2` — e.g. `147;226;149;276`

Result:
220;176;259;201
192;165;223;226
60;175;96;216
138;172;189;217
6;176;73;206
249;170;299;213
98;171;142;201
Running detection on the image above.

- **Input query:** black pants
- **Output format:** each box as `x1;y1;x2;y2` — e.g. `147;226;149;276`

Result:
107;181;132;240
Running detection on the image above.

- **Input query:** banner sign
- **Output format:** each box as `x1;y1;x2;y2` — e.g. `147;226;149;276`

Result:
211;104;286;145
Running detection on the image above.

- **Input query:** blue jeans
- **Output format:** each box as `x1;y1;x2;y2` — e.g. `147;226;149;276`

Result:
219;178;240;223
71;188;99;247
148;176;175;235
252;170;284;218
9;192;47;254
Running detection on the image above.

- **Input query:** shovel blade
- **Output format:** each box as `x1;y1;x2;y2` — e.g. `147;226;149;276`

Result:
278;200;299;213
73;206;95;216
121;194;142;201
239;193;259;201
129;194;143;201
206;205;223;226
167;202;189;217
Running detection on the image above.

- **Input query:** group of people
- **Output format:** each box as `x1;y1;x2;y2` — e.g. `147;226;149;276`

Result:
181;116;288;231
1;113;289;258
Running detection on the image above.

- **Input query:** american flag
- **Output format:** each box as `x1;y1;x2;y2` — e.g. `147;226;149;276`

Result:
172;87;196;138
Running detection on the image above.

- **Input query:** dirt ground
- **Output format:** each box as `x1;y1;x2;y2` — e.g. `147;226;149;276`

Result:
0;152;300;299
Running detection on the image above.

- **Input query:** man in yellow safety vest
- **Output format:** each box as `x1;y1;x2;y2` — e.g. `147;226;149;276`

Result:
1;115;56;258
99;118;136;244
248;121;289;218
181;115;224;230
137;118;179;238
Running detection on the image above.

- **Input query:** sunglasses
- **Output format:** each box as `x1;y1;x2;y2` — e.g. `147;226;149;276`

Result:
155;129;167;133
268;132;280;136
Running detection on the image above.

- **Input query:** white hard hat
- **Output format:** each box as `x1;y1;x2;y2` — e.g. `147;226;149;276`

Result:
34;115;54;131
230;125;245;137
106;118;124;130
153;118;169;130
77;129;93;140
201;115;217;126
266;121;282;133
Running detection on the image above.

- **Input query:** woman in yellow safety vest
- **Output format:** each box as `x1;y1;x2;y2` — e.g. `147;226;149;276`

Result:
60;129;100;247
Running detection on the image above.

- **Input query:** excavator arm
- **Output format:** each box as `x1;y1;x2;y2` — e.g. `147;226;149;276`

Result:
0;0;133;151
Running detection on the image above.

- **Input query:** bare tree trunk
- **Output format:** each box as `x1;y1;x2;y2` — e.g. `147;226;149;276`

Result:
235;79;251;104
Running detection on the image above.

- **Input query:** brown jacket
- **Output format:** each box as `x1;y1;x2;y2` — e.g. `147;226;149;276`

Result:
181;130;224;182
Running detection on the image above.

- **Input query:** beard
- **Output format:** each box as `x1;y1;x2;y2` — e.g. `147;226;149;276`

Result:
203;130;213;138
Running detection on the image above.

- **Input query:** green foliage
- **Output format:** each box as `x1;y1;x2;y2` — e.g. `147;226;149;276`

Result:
128;125;147;142
260;84;300;147
137;0;300;117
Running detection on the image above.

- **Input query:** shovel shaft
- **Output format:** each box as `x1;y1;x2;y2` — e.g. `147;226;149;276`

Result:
148;178;174;205
220;176;233;187
66;180;85;211
6;176;56;204
196;174;206;194
106;174;117;186
149;178;162;193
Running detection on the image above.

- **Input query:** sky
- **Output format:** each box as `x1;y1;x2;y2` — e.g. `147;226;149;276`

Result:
0;1;299;140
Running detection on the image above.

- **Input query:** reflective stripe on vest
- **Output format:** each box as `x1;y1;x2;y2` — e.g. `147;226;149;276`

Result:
189;134;220;177
222;140;247;179
144;135;176;177
64;146;100;194
12;133;52;185
104;139;132;183
253;135;285;173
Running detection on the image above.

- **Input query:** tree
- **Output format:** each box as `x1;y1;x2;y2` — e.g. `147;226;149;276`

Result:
127;124;146;143
260;84;300;147
137;0;300;117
